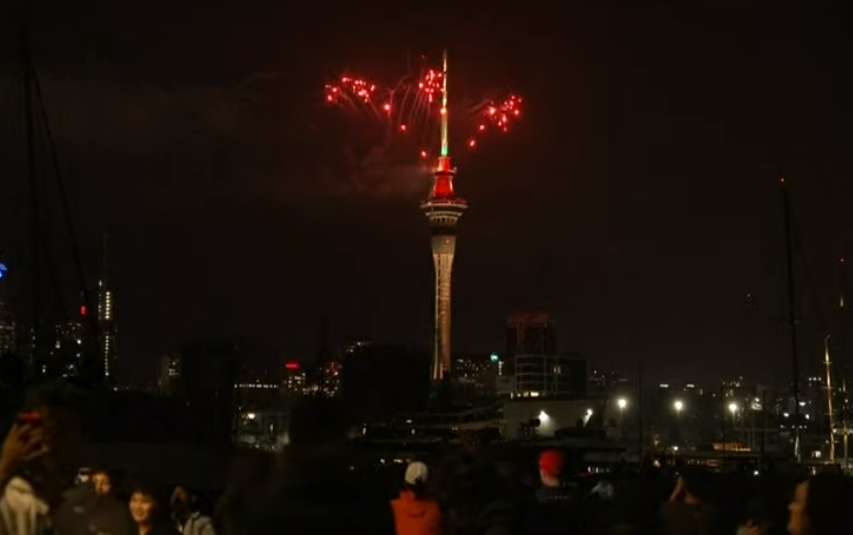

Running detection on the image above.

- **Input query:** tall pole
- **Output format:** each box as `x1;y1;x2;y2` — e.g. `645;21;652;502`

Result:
838;258;849;470
781;177;802;462
637;356;644;463
843;378;850;468
760;390;767;471
825;335;836;463
721;386;727;466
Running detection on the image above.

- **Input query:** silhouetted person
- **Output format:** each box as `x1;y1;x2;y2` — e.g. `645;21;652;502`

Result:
788;473;853;535
520;450;578;535
54;467;131;535
0;381;87;535
434;450;517;535
737;494;787;535
89;468;131;535
390;462;440;535
171;485;215;535
213;451;272;535
0;353;27;433
216;397;394;535
535;450;573;505
659;470;715;535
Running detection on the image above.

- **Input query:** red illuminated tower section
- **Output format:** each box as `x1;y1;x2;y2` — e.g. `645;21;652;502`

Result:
420;51;467;381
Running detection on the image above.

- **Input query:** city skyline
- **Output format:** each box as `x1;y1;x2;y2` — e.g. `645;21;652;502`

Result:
0;3;852;384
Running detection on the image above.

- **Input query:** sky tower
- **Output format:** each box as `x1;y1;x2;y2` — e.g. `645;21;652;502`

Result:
421;50;467;381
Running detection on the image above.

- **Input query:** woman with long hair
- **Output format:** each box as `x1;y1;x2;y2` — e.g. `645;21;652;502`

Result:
788;473;853;535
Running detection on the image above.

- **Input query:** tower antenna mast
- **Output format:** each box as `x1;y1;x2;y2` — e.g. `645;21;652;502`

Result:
440;50;449;158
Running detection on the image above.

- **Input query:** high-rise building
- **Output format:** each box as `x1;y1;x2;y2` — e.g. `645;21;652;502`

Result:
505;313;556;375
50;315;85;379
321;361;342;397
514;354;587;398
454;353;499;400
283;361;307;397
97;279;117;384
0;297;15;358
157;353;182;395
421;51;467;381
0;262;15;357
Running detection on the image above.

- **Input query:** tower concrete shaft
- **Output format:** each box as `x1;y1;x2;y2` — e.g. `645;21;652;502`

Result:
430;234;456;380
421;156;466;381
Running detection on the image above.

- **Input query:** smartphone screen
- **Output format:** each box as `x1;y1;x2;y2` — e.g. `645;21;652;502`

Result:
17;412;44;428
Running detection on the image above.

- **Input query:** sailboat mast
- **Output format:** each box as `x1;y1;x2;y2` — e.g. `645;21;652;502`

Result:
21;31;41;371
839;257;849;469
781;177;802;462
19;16;103;387
637;355;644;460
824;335;836;463
843;378;850;468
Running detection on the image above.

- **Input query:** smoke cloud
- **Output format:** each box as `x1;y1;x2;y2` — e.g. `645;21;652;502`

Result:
0;72;434;208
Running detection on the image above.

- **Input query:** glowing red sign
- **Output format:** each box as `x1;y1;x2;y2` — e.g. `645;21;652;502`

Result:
285;362;300;370
80;305;87;316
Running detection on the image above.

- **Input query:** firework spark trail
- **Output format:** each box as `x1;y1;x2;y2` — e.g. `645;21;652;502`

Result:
324;76;383;124
465;93;523;148
323;60;523;161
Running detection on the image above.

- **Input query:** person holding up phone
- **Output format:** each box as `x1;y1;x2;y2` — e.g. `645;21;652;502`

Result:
659;470;715;535
0;382;87;535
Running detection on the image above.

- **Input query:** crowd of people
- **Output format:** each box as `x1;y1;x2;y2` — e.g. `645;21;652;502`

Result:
0;383;852;535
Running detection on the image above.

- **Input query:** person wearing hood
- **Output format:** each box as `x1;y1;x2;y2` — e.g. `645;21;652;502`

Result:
171;486;214;535
390;462;441;535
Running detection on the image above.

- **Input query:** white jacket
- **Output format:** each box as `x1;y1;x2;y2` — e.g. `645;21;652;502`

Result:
0;477;50;535
180;512;215;535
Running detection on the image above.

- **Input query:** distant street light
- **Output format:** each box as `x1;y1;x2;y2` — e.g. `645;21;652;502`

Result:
674;400;684;414
728;402;738;415
616;398;628;443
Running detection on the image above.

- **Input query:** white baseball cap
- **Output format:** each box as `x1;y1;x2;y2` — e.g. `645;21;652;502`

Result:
404;461;429;485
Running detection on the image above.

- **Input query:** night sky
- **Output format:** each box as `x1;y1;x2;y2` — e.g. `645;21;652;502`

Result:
1;2;851;384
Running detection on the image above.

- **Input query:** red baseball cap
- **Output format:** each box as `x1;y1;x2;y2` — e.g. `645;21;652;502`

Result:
539;449;565;477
